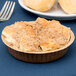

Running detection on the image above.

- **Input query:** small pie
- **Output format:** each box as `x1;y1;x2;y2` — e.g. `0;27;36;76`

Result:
58;0;76;14
1;17;71;52
23;0;56;12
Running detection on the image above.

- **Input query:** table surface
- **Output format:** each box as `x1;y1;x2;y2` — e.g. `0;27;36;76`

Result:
0;0;76;76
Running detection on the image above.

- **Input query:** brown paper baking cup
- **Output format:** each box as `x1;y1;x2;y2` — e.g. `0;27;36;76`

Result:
8;47;68;63
1;31;75;63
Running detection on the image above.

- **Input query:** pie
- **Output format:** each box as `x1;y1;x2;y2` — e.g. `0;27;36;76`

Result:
23;0;56;12
58;0;76;14
1;18;71;52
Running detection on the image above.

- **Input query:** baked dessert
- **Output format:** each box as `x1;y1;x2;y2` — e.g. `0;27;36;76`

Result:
58;0;76;14
1;18;71;53
23;0;56;12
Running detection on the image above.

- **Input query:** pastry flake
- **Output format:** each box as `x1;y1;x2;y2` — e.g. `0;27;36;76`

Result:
40;41;60;51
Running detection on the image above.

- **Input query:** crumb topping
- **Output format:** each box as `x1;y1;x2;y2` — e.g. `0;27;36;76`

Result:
2;17;71;52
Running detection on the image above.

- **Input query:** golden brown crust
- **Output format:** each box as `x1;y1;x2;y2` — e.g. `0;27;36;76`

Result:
23;0;56;12
25;25;35;36
1;18;71;52
36;17;48;27
58;0;76;14
40;41;60;51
